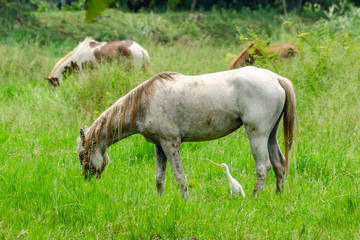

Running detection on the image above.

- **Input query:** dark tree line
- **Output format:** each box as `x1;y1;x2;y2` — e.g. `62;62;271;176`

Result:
119;0;358;13
1;0;359;17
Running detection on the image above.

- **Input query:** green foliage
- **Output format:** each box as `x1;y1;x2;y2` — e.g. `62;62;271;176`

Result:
321;0;360;35
2;8;306;46
29;0;53;12
60;0;86;11
1;9;360;239
0;0;33;24
85;0;116;21
168;0;180;9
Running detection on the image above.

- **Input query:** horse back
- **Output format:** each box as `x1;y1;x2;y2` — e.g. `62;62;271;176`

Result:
94;40;133;59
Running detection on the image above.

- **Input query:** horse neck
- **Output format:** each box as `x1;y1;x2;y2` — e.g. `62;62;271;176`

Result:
49;65;64;81
105;120;137;148
91;101;139;150
49;42;92;79
50;48;77;79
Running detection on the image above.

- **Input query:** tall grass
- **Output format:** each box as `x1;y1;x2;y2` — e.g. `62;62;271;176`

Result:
0;8;359;239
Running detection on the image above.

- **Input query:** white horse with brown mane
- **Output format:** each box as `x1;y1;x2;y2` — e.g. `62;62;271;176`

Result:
46;37;150;87
77;66;296;198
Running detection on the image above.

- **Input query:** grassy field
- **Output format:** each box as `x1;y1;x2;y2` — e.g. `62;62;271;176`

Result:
0;8;359;239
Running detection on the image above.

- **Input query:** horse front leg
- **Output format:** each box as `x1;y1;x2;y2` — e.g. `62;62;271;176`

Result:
160;140;188;199
155;144;167;195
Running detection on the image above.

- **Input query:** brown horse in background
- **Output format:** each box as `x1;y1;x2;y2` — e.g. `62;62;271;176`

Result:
229;42;298;69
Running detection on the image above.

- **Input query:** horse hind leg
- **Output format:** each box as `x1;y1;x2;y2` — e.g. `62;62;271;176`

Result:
245;126;272;195
155;144;168;195
268;118;286;193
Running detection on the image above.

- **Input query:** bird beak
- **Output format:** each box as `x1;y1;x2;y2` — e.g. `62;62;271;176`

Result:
217;164;222;167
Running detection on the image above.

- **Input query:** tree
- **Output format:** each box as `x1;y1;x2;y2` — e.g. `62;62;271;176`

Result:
282;0;288;14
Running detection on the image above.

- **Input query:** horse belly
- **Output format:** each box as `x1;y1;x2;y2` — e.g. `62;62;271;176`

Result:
181;124;242;142
179;109;243;142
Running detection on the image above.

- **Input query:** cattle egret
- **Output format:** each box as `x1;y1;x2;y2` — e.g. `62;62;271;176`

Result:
218;163;245;197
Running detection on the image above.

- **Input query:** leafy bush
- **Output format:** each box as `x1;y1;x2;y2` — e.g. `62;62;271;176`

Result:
0;0;33;24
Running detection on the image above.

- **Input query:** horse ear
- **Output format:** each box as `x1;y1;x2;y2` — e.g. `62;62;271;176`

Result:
84;125;89;131
80;128;86;146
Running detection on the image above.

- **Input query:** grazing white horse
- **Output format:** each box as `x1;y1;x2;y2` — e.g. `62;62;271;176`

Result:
47;37;150;86
77;67;296;197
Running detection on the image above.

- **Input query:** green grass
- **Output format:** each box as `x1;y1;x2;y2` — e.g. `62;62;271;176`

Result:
0;9;359;239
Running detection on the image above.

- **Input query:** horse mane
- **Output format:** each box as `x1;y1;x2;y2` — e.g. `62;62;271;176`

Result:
228;42;255;70
84;72;178;152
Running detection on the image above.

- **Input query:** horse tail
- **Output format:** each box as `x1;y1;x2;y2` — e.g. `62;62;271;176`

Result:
142;48;150;70
278;77;296;173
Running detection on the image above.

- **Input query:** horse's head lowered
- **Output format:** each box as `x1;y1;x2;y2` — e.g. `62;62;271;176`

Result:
78;127;109;180
46;76;60;87
46;61;81;87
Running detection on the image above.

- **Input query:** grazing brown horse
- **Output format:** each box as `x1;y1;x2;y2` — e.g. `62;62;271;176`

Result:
229;42;298;69
46;37;150;87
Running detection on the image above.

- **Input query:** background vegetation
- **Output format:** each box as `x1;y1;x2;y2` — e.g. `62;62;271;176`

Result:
0;2;359;239
3;0;360;15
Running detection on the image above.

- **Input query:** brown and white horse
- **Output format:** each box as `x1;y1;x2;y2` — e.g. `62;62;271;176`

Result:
229;42;298;69
77;67;296;198
46;37;150;86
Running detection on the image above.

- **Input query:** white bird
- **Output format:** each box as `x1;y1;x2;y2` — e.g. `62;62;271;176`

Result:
218;163;245;198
